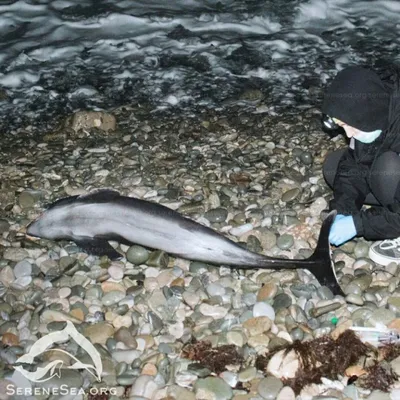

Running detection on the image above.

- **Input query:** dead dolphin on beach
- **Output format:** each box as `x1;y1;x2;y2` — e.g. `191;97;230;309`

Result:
26;189;343;295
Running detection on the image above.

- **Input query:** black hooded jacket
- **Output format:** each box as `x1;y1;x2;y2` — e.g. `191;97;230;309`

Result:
328;67;400;240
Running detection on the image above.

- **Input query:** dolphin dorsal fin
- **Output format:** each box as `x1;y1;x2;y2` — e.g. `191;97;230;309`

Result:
77;189;120;203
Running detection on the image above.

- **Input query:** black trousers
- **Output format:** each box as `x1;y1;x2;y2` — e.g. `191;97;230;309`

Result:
323;149;400;207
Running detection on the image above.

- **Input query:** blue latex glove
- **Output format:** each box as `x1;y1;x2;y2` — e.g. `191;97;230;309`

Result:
329;214;357;246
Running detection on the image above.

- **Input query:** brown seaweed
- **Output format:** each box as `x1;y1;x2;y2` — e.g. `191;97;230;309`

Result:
182;341;243;374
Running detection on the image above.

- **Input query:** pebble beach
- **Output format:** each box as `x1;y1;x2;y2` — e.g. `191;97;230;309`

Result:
1;106;400;399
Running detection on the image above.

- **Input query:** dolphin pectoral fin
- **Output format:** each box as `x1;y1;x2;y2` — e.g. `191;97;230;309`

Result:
74;237;122;260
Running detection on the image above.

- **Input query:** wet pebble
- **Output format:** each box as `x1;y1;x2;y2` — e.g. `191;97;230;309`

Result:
290;327;304;341
238;366;257;382
108;265;124;280
126;245;149;264
3;248;29;262
13;260;32;278
352;274;372;291
290;283;315;299
273;293;292;311
243;316;272;336
281;188;300;203
276;234;294;250
366;309;396;327
84;322;114;344
353;242;369;258
253;302;275;320
258;376;284;399
204;208;228;223
346;294;364;306
257;282;278;301
277;386;296;400
300;151;313;165
194;377;233;400
102;290;125;306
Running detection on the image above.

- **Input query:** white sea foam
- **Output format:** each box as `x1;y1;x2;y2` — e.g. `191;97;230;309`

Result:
0;0;399;132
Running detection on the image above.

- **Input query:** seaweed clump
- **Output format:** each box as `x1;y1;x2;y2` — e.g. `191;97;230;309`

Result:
256;330;371;394
182;341;243;374
358;362;398;392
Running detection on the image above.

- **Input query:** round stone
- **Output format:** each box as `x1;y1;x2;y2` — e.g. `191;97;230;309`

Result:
13;260;32;278
114;327;137;348
300;151;313;165
352;274;373;291
238;366;257;382
206;283;226;297
189;261;209;273
354;242;370;258
226;331;245;347
273;293;292;311
102;290;125;306
290;283;315;299
84;323;114;345
277;386;296;400
316;286;334;300
58;287;72;299
18;191;36;209
257;282;278;301
3;248;29;262
346;294;364;306
204;208;228;223
194;377;233;400
261;231;277;250
253;302;275;320
220;371;238;388
0;266;15;286
276;234;294;250
117;374;136;386
188;363;211;378
126;245;149;264
366;309;396;327
199;304;228;319
290;328;304;341
344;282;363;296
233;212;246;225
12;276;32;288
281;188;300;203
243;316;272;336
258;376;283;400
70;285;86;298
108;265;124;281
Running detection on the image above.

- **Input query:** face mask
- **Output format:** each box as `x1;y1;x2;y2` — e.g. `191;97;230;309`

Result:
353;129;382;144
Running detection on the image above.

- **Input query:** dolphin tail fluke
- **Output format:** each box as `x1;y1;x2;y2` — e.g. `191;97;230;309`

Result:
305;210;344;296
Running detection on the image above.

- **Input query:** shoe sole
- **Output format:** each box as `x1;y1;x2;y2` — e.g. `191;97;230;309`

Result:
368;247;400;266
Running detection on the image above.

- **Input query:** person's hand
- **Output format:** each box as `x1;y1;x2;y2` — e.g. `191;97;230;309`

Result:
329;214;356;246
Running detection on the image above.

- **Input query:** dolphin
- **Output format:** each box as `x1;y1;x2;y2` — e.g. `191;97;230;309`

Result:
26;189;343;295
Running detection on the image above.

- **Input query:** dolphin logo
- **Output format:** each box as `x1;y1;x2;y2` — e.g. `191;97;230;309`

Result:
14;321;103;383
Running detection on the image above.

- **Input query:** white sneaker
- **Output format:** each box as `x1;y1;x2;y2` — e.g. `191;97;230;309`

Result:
369;238;400;266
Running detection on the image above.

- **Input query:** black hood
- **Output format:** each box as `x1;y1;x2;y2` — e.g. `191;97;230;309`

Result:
322;66;391;132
